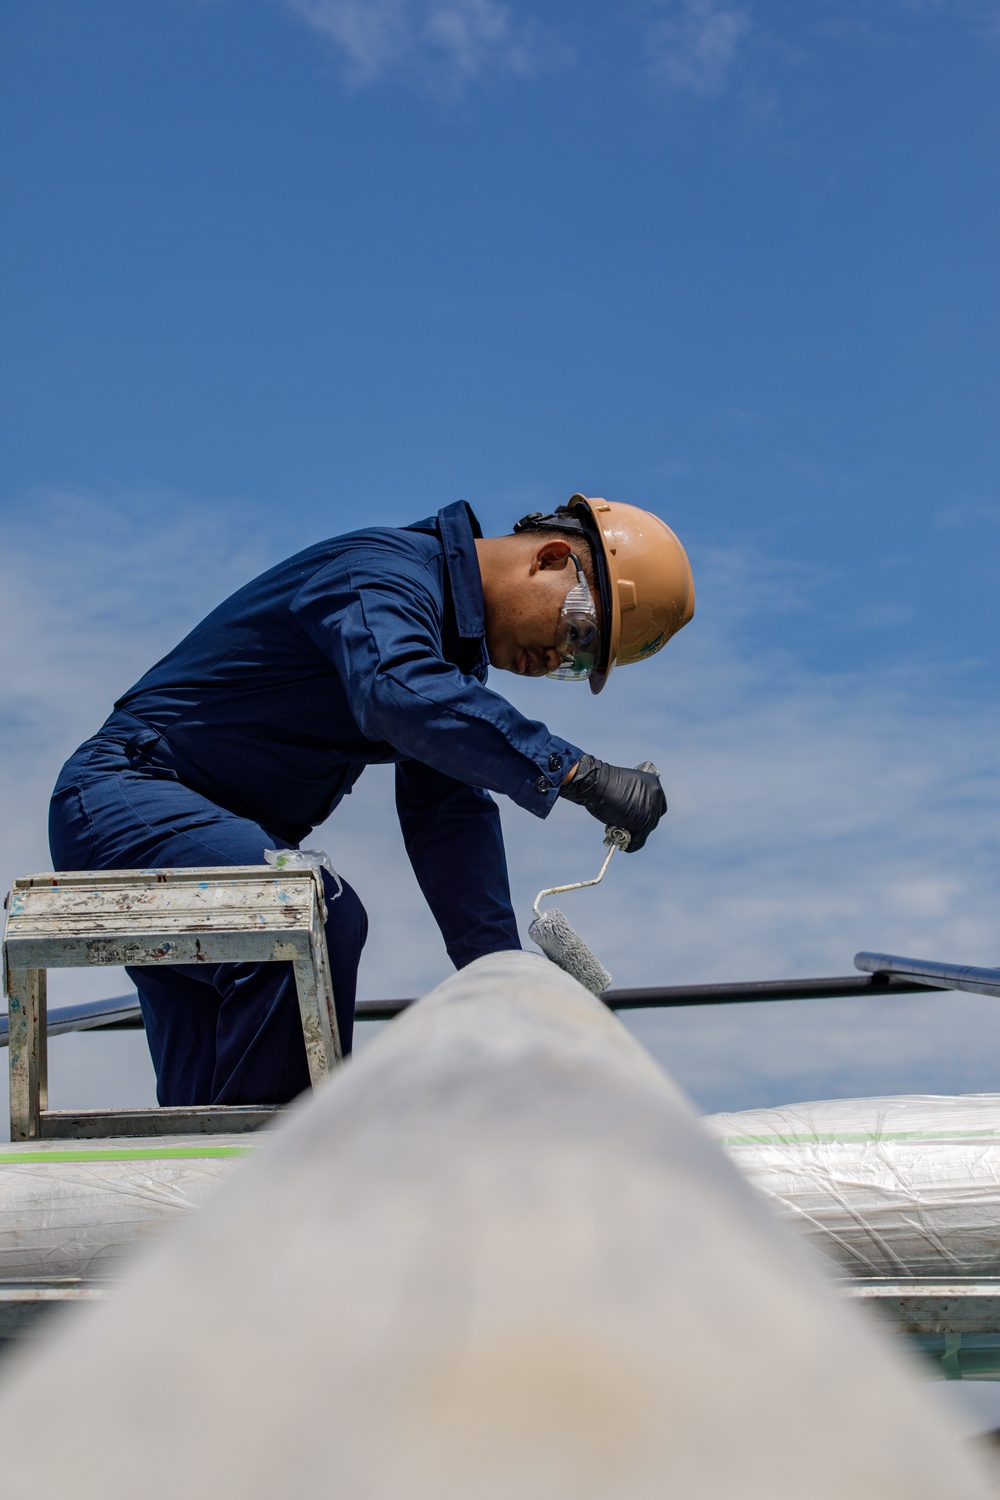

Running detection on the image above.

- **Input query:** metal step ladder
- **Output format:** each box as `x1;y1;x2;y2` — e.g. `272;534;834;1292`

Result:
2;866;341;1141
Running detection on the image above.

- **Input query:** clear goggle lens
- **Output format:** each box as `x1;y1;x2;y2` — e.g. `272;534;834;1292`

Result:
547;555;601;682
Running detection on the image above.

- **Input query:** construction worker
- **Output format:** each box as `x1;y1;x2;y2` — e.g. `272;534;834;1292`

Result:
48;495;694;1107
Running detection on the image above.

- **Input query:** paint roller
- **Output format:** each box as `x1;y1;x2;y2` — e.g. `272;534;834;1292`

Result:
528;761;658;995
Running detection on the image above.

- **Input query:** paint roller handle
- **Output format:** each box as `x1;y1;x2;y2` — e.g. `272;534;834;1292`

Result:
559;756;666;854
605;761;661;850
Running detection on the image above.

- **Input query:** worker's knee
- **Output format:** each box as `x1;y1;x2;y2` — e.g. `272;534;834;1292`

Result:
321;870;368;961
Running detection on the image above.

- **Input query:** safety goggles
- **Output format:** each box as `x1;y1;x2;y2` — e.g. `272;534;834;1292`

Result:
547;554;602;682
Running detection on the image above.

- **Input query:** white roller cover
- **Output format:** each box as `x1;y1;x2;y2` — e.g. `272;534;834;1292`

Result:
704;1094;1000;1279
0;1137;250;1281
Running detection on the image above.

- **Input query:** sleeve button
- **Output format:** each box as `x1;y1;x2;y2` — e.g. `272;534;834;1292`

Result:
535;776;551;795
548;753;563;772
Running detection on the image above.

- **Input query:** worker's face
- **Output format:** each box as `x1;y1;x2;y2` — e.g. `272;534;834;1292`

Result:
485;537;597;679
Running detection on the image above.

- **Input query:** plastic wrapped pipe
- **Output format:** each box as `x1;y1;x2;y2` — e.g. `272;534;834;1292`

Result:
704;1094;1000;1280
0;953;992;1500
6;1095;1000;1288
0;1137;251;1282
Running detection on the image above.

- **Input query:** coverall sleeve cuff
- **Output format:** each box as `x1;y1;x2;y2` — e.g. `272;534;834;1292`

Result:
511;739;586;819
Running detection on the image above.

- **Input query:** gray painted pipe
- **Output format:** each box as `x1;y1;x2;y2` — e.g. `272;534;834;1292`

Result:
0;952;991;1499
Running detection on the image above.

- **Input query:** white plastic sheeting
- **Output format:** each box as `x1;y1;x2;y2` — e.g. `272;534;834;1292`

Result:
7;1095;1000;1287
0;1137;250;1281
704;1094;1000;1280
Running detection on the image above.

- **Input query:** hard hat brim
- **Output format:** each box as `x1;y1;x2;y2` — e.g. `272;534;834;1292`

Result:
567;494;695;693
566;495;618;695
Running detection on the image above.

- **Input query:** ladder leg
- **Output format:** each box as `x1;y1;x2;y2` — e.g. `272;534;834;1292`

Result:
292;907;342;1089
310;919;342;1069
38;974;48;1113
8;968;46;1141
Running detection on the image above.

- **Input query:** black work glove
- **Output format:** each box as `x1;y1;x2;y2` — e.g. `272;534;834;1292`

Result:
558;754;667;852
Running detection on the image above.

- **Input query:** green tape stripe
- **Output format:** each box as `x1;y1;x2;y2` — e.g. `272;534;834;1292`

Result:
0;1145;255;1164
716;1128;1000;1147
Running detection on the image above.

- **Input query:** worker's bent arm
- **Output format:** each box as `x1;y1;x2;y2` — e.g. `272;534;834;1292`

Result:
395;761;520;968
290;550;583;819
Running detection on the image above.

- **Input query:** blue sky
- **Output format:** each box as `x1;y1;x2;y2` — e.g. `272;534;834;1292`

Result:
2;0;1000;1122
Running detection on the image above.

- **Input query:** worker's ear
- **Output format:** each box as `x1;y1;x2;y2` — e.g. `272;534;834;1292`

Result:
529;537;574;575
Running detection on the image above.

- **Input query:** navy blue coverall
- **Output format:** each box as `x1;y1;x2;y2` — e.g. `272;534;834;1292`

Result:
49;503;584;1106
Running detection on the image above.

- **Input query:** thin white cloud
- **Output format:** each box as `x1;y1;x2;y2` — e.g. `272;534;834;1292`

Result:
899;0;1000;33
285;0;549;86
646;0;750;96
935;500;1000;530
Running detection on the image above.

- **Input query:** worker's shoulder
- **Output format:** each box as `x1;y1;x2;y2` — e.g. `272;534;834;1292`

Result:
293;523;443;582
273;526;444;617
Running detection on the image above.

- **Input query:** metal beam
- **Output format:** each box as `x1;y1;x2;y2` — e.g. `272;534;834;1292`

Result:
855;951;1000;1000
846;1280;1000;1336
0;994;144;1046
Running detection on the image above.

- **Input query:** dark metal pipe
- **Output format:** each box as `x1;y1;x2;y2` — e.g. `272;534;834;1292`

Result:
355;971;937;1022
0;972;941;1046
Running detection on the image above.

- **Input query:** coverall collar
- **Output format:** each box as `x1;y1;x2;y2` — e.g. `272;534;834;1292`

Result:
434;500;485;642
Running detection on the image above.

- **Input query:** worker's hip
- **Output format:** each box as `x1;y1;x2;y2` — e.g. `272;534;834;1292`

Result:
50;717;294;873
50;717;369;1076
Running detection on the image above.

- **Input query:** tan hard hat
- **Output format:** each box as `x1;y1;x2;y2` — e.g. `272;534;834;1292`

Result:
566;494;695;695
